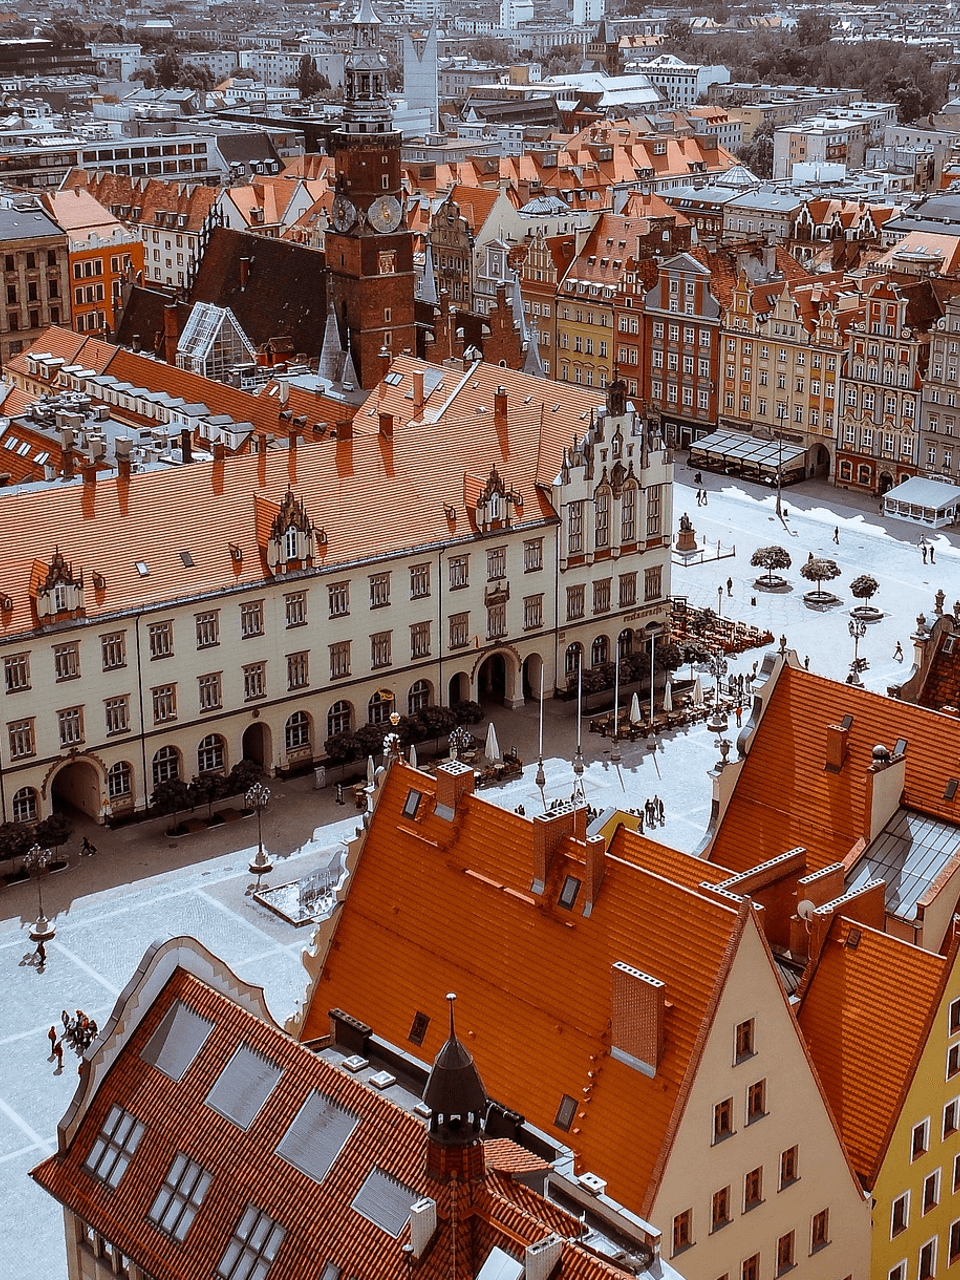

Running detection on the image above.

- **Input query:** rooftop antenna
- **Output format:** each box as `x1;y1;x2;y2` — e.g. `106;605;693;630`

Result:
573;652;585;801
535;665;547;809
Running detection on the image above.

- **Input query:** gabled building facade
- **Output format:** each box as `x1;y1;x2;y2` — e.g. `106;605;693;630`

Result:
643;252;720;448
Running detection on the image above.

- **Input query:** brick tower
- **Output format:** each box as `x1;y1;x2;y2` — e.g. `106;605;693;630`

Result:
326;0;417;389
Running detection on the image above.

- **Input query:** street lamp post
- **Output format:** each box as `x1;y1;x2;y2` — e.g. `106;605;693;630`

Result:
707;651;729;732
246;782;273;888
848;617;868;686
717;584;723;619
775;403;786;518
25;843;56;945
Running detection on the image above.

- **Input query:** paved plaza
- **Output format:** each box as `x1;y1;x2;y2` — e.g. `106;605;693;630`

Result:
5;469;960;1278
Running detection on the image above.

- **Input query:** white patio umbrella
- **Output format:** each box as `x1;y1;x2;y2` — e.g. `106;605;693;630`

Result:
484;720;502;763
366;754;376;785
629;692;643;724
662;679;673;713
693;675;704;707
409;743;418;769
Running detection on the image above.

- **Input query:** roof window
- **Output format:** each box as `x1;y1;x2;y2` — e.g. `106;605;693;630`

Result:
83;1104;145;1189
206;1045;282;1130
351;1168;419;1237
148;1153;212;1242
275;1091;359;1186
558;875;581;910
136;561;149;577
216;1204;286;1280
403;788;422;818
141;1000;214;1082
408;1011;430;1045
180;551;195;568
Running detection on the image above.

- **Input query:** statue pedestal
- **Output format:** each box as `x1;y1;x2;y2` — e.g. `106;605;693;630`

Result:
677;525;697;553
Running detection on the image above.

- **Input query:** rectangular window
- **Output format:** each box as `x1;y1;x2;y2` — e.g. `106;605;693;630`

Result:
198;673;222;711
744;1166;762;1210
568;501;584;553
370;631;392;668
286;651;309;690
949;1219;960;1266
923;1169;939;1214
524;538;543;572
646;486;661;536
912;1118;930;1160
742;1255;759;1280
523;595;543;630
776;1231;794;1275
950;996;960;1035
891;1192;909;1237
57;706;83;746
369;573;391;608
216;1204;285;1280
566;584;585;621
949;1043;960;1078
810;1208;829;1251
243;663;266;700
53;642;80;681
711;1186;730;1230
714;1097;734;1142
105;696;129;734
285;592;306;627
618;572;637;607
328;582;350;618
8;718;35;758
152;685;176;724
149;621;173;659
919;1239;936;1280
148;1152;212;1243
747;1079;766;1123
329;641;350;678
595;491;610;548
735;1018;754;1061
410;621;430;658
593;578;611;613
83;1104;145;1190
487;602;506;640
944;1098;959;1139
672;1209;692;1255
555;1095;576;1131
195;611;219;648
449;612;469;648
4;653;30;691
621;486;636;542
780;1145;798;1188
487;547;506;580
241;601;264;637
449;556;469;588
644;566;662;602
410;563;430;598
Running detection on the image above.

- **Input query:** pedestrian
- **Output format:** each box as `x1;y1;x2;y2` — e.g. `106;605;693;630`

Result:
726;577;733;597
79;836;96;857
694;470;702;485
702;490;708;506
931;546;936;564
894;641;904;661
656;795;664;822
52;1040;63;1073
335;782;345;805
61;1009;69;1029
35;939;46;968
734;704;743;727
807;550;814;561
804;655;810;670
636;808;644;834
923;545;928;564
48;1025;58;1057
833;526;839;543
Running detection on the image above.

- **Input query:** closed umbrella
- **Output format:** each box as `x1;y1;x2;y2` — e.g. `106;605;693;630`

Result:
693;675;704;707
629;692;643;724
485;720;502;763
663;679;673;713
366;754;376;785
409;743;418;769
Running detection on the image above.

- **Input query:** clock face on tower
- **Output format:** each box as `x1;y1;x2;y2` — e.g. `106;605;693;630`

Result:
366;194;402;234
331;193;357;233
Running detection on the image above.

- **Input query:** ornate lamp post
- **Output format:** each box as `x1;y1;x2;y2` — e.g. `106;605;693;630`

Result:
706;651;729;733
775;403;786;518
848;617;868;686
246;782;273;888
25;843;56;945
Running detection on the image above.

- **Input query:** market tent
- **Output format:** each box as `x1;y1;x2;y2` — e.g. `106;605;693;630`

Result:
882;476;960;529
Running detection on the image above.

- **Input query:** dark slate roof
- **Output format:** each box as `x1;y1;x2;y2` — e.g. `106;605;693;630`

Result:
190;226;327;359
0;205;64;242
216;131;282;168
114;286;190;357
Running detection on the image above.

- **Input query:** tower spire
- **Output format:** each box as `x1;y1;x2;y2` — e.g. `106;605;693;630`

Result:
423;993;488;1182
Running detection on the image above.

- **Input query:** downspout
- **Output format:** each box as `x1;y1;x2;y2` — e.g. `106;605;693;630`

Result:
134;615;148;812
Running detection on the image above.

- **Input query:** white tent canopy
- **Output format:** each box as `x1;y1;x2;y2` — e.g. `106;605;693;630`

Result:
882;476;960;528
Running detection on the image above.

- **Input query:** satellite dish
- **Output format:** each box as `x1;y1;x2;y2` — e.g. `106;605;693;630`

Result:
797;899;816;921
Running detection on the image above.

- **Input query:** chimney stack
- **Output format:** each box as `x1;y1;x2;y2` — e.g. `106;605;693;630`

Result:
610;961;665;1074
434;760;475;815
531;804;578;894
379;411;394;440
132;333;141;353
180;428;193;463
213;441;226;461
412;370;424;419
62;440;75;480
115;437;132;479
825;722;850;772
81;458;97;487
163;303;178;365
494;385;508;431
379;345;391;382
239;256;250;288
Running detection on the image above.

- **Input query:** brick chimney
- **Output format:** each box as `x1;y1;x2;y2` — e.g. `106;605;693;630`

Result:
379;346;391;381
531;804;578;894
180;428;193;463
115;437;132;479
212;441;226;461
825;721;850;772
610;961;664;1074
434;760;475;815
163;303;178;365
61;431;75;480
412;370;424;419
239;256;250;288
494;385;508;431
378;411;394;440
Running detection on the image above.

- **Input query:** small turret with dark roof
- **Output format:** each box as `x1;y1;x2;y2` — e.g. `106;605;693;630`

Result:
424;994;488;1181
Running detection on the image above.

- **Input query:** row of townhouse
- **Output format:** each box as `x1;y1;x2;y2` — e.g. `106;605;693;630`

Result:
516;206;960;492
0;353;672;826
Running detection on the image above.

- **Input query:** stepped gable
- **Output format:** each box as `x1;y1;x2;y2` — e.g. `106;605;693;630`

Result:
709;665;960;875
797;915;946;1185
300;760;744;1216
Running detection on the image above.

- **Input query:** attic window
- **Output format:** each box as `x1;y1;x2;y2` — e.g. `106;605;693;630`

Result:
893;738;907;757
148;1153;213;1242
383;371;403;386
945;637;956;655
216;1204;286;1280
351;1168;419;1237
180;551;195;568
206;1046;282;1130
136;561;150;577
141;1000;214;1082
845;928;862;949
558;875;581;910
944;779;958;801
402;788;422;818
275;1091;360;1186
555;1094;577;1131
83;1104;146;1189
408;1011;430;1045
840;714;853;730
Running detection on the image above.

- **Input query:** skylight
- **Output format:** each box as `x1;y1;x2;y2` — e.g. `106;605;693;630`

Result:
351;1168;419;1237
148;1153;212;1242
275;1091;359;1185
135;561;149;577
180;551;195;568
216;1204;286;1280
206;1045;282;1130
83;1104;145;1189
142;1000;214;1082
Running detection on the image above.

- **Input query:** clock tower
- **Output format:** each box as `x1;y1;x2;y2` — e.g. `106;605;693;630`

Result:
326;0;417;389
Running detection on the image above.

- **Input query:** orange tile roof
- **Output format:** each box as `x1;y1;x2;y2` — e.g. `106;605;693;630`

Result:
31;961;640;1280
797;915;947;1184
0;356;602;634
301;761;747;1218
62;171;218;234
709;663;960;875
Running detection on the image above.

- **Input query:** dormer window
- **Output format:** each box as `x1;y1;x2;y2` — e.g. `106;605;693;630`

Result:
34;549;84;622
266;491;316;575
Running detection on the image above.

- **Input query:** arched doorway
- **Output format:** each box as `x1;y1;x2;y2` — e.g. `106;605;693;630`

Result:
449;672;470;705
242;722;270;768
879;471;895;495
51;759;101;819
522;653;543;700
477;653;506;704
